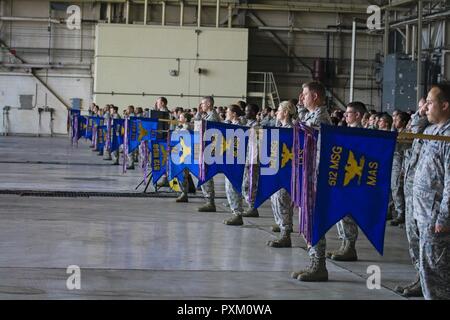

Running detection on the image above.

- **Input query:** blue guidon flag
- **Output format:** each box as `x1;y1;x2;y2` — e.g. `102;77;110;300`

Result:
252;126;295;209
127;117;159;153
72;115;86;142
312;124;398;255
96;125;108;151
169;129;201;181
150;140;169;185
111;119;125;152
198;121;249;193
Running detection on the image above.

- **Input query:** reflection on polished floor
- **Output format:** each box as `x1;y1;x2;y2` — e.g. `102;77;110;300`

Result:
0;136;418;299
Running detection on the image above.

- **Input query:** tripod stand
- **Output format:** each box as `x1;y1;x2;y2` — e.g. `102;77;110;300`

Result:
135;171;158;193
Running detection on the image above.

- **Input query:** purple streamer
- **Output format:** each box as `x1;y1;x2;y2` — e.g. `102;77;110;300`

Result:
106;118;111;152
291;124;301;207
199;119;206;182
247;127;258;204
123;117;129;174
298;124;317;244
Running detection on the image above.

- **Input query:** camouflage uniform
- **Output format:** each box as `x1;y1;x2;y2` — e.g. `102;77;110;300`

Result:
413;119;450;300
390;127;411;222
242;118;260;210
404;111;429;273
297;106;309;122
225;177;244;216
303;105;332;259
270;119;294;233
260;115;272;127
194;109;221;205
221;119;244;214
126;113;137;169
102;112;112;160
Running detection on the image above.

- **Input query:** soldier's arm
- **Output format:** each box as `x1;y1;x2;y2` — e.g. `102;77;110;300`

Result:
410;110;429;134
436;143;450;231
193;111;203;121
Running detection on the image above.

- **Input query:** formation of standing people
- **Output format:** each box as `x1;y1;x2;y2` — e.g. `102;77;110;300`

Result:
87;81;450;300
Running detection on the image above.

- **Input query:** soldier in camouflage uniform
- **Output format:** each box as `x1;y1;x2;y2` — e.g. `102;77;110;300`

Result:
394;99;428;297
291;81;332;282
242;103;261;218
223;105;246;226
194;96;221;212
266;101;296;248
103;105;113;161
259;106;272;127
296;84;309;123
389;112;412;227
326;101;367;262
412;83;450;300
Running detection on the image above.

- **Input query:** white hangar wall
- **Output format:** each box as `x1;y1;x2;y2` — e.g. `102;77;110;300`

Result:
93;24;248;110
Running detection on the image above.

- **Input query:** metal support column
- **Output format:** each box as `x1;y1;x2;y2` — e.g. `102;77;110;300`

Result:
125;0;130;24
350;19;356;102
197;0;201;28
107;2;112;23
228;3;232;28
161;1;166;26
216;0;220;28
180;1;184;26
417;0;423;102
144;0;148;25
384;10;389;57
405;24;410;54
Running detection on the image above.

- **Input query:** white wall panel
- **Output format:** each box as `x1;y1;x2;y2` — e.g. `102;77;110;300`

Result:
0;74;93;135
94;24;248;109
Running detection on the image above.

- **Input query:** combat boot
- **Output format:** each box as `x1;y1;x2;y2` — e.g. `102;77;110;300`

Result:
176;193;188;203
291;266;310;279
326;240;345;258
242;208;259;217
390;217;405;226
401;275;423;297
187;175;196;194
331;240;358;261
198;202;216;212
223;215;243;226
157;176;169;188
394;274;419;293
297;257;328;282
271;224;280;232
267;230;291;248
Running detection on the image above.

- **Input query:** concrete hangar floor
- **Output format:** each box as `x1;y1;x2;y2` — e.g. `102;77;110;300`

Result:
0;136;419;300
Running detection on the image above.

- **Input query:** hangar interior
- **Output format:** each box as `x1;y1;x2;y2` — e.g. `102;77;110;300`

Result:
1;0;448;135
0;0;449;300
